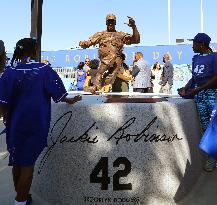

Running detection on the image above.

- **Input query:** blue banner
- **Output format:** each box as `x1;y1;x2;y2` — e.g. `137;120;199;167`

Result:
40;43;217;67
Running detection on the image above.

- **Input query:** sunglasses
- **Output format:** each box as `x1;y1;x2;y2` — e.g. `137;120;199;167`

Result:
106;19;116;25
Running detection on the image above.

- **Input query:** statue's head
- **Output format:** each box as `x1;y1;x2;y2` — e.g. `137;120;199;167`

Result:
106;14;116;32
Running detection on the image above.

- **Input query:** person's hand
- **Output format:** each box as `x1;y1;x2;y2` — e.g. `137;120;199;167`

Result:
64;95;82;104
177;87;186;97
125;16;136;28
73;95;82;103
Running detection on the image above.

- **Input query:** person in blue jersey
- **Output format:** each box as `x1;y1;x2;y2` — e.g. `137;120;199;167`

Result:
0;38;81;205
178;33;217;172
75;61;87;91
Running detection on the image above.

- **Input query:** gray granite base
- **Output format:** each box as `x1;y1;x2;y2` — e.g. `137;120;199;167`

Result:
32;96;205;205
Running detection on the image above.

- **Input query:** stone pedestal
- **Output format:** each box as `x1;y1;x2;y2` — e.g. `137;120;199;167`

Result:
32;95;205;205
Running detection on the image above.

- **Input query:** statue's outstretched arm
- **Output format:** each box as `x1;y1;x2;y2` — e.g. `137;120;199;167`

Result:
125;16;140;44
79;32;101;49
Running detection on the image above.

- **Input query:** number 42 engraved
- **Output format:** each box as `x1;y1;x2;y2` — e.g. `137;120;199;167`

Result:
90;157;132;191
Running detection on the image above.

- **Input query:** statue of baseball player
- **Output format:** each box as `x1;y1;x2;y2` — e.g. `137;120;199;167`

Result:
79;14;140;92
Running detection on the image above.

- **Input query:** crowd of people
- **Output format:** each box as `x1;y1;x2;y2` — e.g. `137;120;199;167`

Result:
68;52;174;94
0;12;217;205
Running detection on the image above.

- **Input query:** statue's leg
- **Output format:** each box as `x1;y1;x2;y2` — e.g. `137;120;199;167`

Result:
87;62;108;93
89;54;122;93
104;56;122;86
95;63;108;88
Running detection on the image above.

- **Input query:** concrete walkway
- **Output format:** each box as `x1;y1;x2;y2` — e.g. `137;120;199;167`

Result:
1;119;217;205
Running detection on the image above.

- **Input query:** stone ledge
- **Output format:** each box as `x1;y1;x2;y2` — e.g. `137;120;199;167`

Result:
32;96;205;205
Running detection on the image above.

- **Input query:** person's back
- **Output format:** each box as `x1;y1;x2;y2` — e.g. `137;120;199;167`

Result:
0;38;81;205
4;61;67;146
159;54;174;94
133;52;151;93
135;59;151;84
163;61;174;85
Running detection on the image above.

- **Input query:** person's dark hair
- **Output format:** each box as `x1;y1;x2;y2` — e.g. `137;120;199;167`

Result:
89;59;100;70
199;41;212;52
11;38;37;66
153;62;161;70
203;42;210;48
77;61;85;70
198;42;213;53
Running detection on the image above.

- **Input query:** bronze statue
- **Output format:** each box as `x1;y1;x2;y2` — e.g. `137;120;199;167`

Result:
79;14;140;92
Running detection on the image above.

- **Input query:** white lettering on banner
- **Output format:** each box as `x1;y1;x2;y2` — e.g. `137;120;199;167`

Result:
153;51;160;60
74;55;81;63
41;56;49;61
177;51;182;60
51;56;56;62
132;52;135;59
42;50;187;66
84;54;89;59
66;55;70;62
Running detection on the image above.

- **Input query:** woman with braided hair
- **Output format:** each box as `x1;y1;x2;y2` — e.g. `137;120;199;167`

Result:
0;38;81;205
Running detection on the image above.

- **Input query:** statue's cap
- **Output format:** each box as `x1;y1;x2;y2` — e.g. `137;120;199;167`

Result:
106;14;116;21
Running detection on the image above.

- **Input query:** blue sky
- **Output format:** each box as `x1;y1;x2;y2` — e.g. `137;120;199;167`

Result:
1;0;217;52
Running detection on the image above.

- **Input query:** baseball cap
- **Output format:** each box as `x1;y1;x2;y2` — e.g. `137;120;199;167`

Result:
106;14;116;21
189;33;211;45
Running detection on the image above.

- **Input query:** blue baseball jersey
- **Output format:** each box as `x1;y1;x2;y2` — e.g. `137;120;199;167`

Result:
0;61;67;166
77;69;86;91
192;52;217;86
